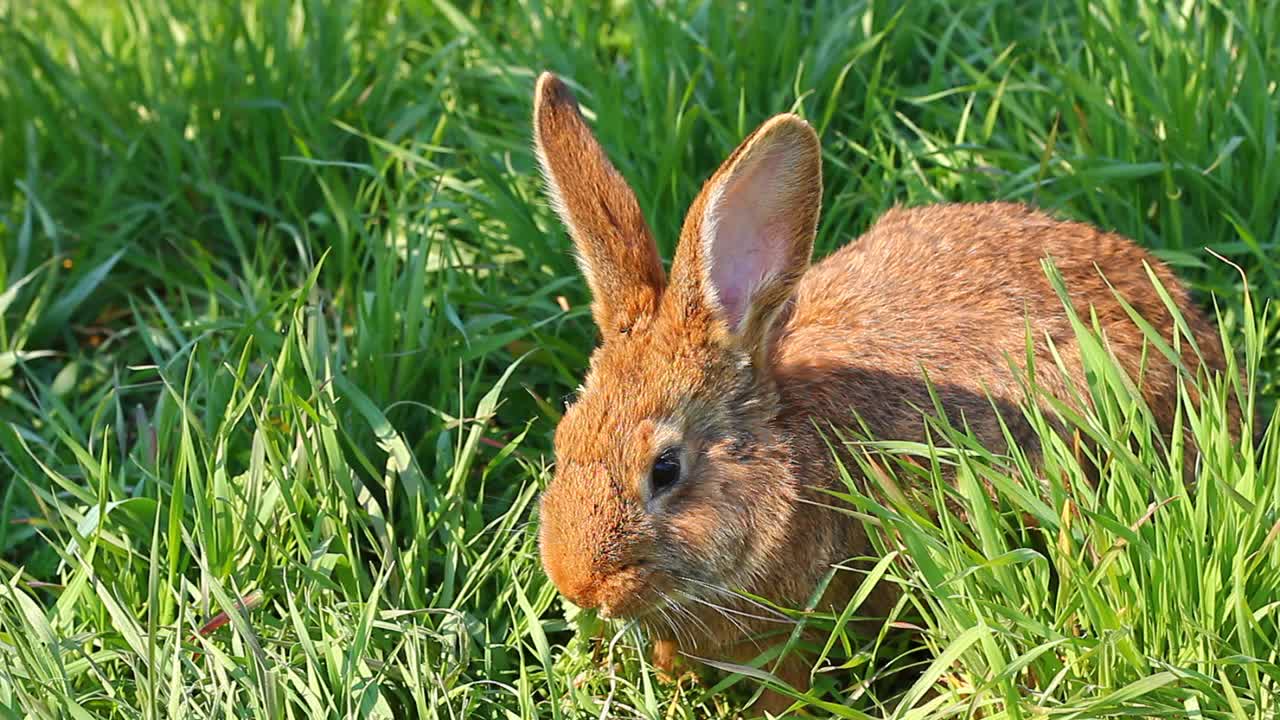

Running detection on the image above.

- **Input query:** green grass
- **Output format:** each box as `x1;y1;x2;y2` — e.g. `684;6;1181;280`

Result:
1;0;1278;717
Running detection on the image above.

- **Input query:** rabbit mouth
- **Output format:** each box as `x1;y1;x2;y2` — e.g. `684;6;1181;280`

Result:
596;566;680;620
597;583;666;620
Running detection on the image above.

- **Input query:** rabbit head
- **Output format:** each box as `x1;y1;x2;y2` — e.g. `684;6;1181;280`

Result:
533;72;823;626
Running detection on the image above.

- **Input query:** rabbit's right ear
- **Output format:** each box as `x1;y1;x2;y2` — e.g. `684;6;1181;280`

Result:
533;72;666;340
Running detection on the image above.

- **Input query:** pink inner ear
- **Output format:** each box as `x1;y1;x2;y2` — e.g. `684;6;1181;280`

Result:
704;149;793;330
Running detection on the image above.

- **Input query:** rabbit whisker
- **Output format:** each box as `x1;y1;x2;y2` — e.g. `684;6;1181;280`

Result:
663;591;713;643
677;590;756;643
680;575;792;617
651;591;683;648
680;594;754;639
678;577;796;624
660;589;701;650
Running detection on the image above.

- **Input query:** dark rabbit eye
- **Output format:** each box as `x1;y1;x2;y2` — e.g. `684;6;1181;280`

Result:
650;448;682;495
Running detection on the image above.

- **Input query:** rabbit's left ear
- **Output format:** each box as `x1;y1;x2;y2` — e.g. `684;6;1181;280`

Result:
668;114;822;356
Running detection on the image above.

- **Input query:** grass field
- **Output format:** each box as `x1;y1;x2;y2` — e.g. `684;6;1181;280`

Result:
2;0;1279;717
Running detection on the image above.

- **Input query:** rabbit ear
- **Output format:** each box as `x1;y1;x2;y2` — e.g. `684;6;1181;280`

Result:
668;114;821;356
533;72;666;339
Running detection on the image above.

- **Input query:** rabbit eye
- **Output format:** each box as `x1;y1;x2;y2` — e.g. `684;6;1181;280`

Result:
650;448;682;495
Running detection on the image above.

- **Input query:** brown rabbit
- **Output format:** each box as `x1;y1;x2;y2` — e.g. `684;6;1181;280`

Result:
531;72;1228;714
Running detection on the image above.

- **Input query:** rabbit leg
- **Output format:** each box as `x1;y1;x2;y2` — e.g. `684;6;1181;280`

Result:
651;637;679;682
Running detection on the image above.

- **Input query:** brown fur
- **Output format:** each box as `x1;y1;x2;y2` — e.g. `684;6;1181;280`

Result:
531;72;1230;715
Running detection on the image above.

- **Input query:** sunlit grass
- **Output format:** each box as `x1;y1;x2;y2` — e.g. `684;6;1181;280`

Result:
1;0;1277;717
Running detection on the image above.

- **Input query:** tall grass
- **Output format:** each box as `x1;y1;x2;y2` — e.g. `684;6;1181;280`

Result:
1;0;1277;717
817;267;1278;718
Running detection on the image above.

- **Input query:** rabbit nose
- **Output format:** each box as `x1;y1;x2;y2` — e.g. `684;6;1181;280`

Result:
551;567;600;611
570;588;600;610
540;545;599;607
539;526;601;609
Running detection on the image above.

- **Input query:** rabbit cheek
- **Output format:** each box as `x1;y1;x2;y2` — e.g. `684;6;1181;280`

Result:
664;469;754;581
